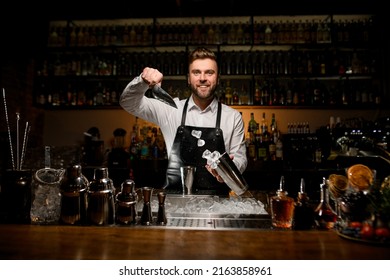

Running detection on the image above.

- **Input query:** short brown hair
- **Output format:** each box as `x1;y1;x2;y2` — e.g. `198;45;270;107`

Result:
188;47;218;66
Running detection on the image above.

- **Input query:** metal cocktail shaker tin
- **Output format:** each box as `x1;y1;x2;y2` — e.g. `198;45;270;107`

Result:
214;152;249;196
87;167;115;225
115;179;137;225
60;165;88;225
203;150;249;196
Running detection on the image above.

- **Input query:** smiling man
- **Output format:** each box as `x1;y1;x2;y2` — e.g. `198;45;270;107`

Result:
120;47;247;195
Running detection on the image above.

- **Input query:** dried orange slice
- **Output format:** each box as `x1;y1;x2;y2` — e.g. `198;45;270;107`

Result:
328;174;348;198
347;164;373;191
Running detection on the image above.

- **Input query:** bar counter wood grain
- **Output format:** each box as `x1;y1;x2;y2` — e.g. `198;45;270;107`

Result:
0;224;389;260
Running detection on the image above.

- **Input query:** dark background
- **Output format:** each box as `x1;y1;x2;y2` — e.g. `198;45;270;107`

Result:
3;1;383;20
0;0;383;56
0;0;386;189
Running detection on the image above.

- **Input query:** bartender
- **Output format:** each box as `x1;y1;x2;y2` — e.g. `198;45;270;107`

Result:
119;47;247;195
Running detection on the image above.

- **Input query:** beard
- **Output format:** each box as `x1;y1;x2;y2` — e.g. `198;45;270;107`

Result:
189;83;217;101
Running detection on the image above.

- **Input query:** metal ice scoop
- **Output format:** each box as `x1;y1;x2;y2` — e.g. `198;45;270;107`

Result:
149;85;177;108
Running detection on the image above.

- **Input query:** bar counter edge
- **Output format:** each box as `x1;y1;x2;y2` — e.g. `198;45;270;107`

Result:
0;224;389;260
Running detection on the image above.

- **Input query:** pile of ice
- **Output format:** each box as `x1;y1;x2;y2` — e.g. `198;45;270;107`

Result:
146;195;267;215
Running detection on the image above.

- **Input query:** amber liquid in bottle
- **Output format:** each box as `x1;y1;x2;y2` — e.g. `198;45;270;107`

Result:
314;177;337;230
271;176;295;229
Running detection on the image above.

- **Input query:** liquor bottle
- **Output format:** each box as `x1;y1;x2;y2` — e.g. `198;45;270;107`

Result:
248;112;258;134
224;79;232;105
270;176;295;229
292;178;315;230
260;112;268;135
270;113;277;134
269;113;277;160
260;79;270;105
239;84;250;105
247;131;257;162
217;80;226;103
275;131;284;161
129;117;141;160
247;113;258;161
260;112;270;160
264;21;273;44
256;133;268;162
314;177;337;230
232;88;240;105
236;22;244;44
140;134;151;159
253;81;261;105
268;131;276;161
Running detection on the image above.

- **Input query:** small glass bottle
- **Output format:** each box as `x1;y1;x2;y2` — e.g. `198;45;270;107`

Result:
292;178;315;230
270;176;295;229
314;177;337;230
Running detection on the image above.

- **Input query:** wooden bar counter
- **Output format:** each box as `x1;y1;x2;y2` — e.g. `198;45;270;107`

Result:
0;224;389;260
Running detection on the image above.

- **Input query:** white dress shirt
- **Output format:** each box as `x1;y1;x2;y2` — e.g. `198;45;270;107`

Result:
120;75;248;173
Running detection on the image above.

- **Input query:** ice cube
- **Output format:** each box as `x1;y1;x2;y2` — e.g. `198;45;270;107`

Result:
197;139;205;147
191;130;202;139
210;151;221;161
202;149;212;159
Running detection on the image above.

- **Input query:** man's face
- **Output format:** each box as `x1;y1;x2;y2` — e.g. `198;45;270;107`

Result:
188;58;219;101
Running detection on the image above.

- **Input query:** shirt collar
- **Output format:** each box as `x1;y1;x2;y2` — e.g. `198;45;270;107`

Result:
188;96;218;113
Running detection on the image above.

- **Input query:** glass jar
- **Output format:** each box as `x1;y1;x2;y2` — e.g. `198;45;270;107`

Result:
30;167;65;225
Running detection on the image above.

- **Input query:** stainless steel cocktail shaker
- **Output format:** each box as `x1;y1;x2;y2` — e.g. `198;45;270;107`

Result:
87;167;115;225
115;179;137;225
60;164;89;225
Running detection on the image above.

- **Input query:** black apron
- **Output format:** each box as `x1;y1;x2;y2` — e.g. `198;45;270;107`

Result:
164;98;230;195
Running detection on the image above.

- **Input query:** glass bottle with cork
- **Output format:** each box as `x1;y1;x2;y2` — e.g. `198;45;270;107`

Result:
292;178;315;230
314;177;337;230
270;176;295;229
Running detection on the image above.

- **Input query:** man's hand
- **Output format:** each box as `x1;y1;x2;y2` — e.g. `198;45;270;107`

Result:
205;154;234;183
205;164;224;183
141;67;163;88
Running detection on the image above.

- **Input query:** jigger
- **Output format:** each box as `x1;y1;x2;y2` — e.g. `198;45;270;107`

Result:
156;191;167;225
140;187;153;225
